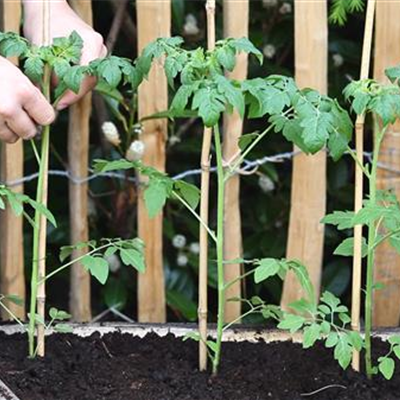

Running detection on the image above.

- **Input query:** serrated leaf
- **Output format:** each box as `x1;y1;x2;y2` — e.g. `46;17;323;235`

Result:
144;180;170;218
334;334;352;369
238;132;259;151
254;258;281;283
321;211;355;230
24;56;44;82
303;323;321;349
82;255;109;285
334;237;368;258
49;307;71;321
277;313;306;333
174;180;200;210
119;248;145;273
325;332;339;348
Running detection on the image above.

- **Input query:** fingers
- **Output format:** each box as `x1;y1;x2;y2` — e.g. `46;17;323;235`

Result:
0;119;18;144
23;87;56;126
6;108;38;140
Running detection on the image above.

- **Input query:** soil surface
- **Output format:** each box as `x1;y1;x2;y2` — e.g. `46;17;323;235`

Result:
0;331;399;400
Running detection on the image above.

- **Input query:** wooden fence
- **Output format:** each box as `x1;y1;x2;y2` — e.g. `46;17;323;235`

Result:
1;0;400;328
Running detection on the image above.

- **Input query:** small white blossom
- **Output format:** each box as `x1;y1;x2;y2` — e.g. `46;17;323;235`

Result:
172;234;187;249
258;175;275;193
279;2;292;14
102;121;120;146
133;123;143;135
87;196;97;219
169;135;181;146
189;242;200;255
177;253;189;267
332;53;344;68
263;0;278;8
183;14;200;36
126;140;145;162
263;44;276;59
106;254;121;273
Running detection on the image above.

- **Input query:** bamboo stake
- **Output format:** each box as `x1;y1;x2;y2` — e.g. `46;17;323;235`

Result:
136;0;170;323
198;0;216;372
281;0;327;308
36;0;51;357
0;0;25;321
222;0;248;323
68;0;93;323
372;1;400;328
351;0;376;372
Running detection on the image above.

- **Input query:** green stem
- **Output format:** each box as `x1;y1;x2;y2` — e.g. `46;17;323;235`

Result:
212;123;225;375
0;299;25;328
364;124;384;379
346;145;370;178
28;67;51;358
172;191;217;243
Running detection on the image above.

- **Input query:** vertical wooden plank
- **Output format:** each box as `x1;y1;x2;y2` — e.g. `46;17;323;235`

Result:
0;0;25;320
136;0;170;322
67;0;93;322
373;1;400;327
281;0;327;308
222;0;248;323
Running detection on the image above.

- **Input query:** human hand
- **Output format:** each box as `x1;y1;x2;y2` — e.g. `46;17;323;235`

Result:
23;0;107;110
0;57;55;143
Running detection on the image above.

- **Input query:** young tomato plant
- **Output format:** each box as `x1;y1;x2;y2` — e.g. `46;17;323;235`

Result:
0;31;145;358
94;36;353;374
273;70;400;381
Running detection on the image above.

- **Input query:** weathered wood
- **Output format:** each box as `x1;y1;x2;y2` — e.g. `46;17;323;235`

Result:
0;0;25;321
373;0;400;327
281;0;327;308
222;0;248;323
67;0;93;322
136;0;170;322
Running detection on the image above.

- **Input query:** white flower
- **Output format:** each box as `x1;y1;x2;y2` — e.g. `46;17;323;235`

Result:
169;135;181;146
177;253;189;267
189;242;200;255
258;175;275;193
133;123;143;135
263;44;276;59
263;0;278;8
106;254;121;273
183;14;200;36
332;53;344;68
279;2;292;14
102;121;120;146
172;234;186;249
126;140;145;162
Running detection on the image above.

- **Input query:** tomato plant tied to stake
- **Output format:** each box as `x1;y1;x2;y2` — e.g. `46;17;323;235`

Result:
0;29;146;358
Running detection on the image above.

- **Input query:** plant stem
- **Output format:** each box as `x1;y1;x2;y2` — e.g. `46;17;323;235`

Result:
28;66;51;358
364;124;384;379
212;123;225;375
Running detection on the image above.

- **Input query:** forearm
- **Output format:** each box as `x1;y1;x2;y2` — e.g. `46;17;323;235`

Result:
23;0;69;23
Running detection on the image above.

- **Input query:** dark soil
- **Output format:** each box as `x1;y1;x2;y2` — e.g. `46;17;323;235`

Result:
0;330;399;400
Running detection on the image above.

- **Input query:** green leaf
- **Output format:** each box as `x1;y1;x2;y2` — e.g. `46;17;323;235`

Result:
96;57;123;87
54;323;73;334
321;211;355;230
277;313;306;333
119;248;145;273
192;86;225;127
63;65;88;94
104;277;128;310
325;332;339;348
230;37;263;63
93;159;134;173
299;112;332;154
214;75;245;118
4;294;23;307
334;237;368;258
378;357;395;380
254;258;281;283
82;255;109;285
144;180;170;218
389;335;400;346
238;132;259;151
166;290;197;321
303;323;321;349
348;331;363;352
26;198;57;228
215;46;236;71
334;334;352;369
24;56;44;82
393;345;400;360
49;307;71;321
170;84;194;112
174;180;200;210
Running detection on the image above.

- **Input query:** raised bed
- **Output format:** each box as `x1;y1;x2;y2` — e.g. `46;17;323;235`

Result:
0;323;399;400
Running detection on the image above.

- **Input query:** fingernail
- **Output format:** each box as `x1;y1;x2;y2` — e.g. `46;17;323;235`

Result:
57;103;68;111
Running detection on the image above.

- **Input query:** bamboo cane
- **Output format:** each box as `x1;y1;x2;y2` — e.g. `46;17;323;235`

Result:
0;0;25;321
222;0;249;323
68;0;93;323
36;0;51;357
281;0;327;309
351;0;376;371
198;0;216;372
136;0;170;323
372;1;400;328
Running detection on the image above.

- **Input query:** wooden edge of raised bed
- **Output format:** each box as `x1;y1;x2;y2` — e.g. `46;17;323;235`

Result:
1;323;399;400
